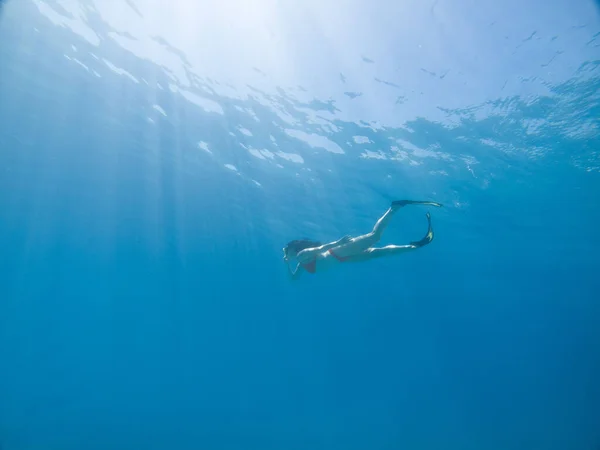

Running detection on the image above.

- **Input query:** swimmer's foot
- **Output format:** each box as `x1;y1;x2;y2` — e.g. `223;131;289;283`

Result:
392;199;443;208
409;212;434;248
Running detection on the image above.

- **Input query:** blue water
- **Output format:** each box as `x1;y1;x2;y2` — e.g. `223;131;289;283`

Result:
1;1;599;449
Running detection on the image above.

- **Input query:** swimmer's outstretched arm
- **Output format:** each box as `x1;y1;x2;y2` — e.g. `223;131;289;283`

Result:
297;235;351;261
286;261;302;279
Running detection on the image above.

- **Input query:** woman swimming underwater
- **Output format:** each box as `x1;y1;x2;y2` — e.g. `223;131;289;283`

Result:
283;200;442;279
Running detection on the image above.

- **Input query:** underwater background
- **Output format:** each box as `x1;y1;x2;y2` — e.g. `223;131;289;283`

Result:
1;0;599;449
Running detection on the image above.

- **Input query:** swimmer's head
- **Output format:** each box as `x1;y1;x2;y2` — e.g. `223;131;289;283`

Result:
283;239;321;260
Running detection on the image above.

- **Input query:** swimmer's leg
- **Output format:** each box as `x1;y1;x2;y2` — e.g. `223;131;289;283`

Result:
371;199;440;239
335;202;439;256
347;212;435;261
370;206;397;239
346;203;400;252
391;199;443;208
351;244;417;261
339;203;400;253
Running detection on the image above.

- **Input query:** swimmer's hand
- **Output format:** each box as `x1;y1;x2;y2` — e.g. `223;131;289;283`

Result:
336;235;352;246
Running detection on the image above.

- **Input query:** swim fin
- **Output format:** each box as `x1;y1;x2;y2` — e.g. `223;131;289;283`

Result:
409;212;434;248
392;199;443;208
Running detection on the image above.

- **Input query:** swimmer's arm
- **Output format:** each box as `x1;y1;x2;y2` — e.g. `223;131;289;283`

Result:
286;261;302;280
297;236;350;260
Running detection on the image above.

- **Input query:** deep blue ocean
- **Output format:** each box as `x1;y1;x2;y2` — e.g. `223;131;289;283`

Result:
1;0;599;449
